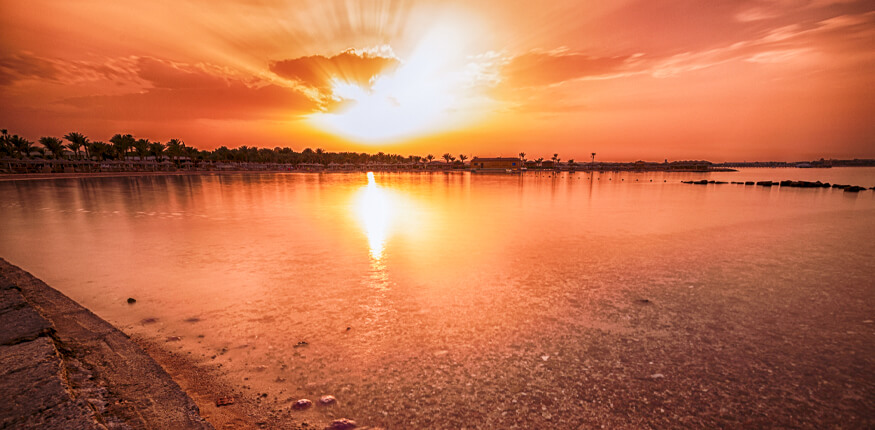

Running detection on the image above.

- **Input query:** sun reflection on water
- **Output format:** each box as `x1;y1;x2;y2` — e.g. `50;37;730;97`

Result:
356;172;393;261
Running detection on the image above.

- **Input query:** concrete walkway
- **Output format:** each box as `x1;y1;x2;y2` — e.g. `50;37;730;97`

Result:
0;259;213;429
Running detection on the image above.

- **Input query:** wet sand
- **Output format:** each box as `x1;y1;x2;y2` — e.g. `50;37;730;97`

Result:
132;257;875;429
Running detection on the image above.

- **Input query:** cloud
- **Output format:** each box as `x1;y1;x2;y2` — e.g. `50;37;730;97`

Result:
499;49;630;88
60;58;319;121
0;52;60;85
270;48;400;91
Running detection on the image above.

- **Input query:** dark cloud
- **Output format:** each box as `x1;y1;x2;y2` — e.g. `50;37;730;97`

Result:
270;49;399;90
0;53;59;85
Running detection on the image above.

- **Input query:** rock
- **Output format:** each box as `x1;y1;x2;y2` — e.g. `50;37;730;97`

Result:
649;373;665;379
636;299;651;304
844;186;866;192
0;306;53;346
215;397;235;406
294;341;309;348
127;298;136;304
326;418;357;430
744;181;754;185
756;181;774;186
319;395;337;405
293;399;313;410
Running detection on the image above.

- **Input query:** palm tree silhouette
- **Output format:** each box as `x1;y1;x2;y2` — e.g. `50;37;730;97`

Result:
39;137;65;159
442;153;452;163
519;152;526;163
166;138;184;164
63;132;89;159
459;154;468;164
149;141;165;161
11;135;35;158
133;139;150;160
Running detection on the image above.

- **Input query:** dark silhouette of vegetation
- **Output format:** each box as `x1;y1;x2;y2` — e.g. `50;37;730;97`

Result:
39;137;65;159
1;128;471;170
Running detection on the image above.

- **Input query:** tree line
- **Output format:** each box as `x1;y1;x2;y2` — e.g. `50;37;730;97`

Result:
0;129;472;166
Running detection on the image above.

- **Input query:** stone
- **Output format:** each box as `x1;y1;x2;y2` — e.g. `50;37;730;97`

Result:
0;306;53;346
327;418;357;430
127;298;136;304
0;337;99;429
216;397;235;407
293;399;313;410
319;395;337;406
0;289;26;312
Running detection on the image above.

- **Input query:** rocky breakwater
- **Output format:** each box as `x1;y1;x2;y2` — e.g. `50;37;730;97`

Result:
0;258;213;429
681;179;871;192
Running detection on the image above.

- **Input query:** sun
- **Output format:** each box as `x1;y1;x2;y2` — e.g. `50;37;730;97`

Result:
307;21;495;143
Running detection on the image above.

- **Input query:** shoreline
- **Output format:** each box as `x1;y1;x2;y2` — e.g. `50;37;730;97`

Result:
0;258;213;429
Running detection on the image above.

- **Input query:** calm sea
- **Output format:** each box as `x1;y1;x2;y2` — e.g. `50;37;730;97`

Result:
2;168;874;428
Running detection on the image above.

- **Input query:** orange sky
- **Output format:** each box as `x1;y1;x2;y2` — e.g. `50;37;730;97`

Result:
1;0;873;161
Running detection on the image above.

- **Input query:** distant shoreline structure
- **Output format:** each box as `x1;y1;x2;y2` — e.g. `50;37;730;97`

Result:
4;157;875;175
3;128;874;175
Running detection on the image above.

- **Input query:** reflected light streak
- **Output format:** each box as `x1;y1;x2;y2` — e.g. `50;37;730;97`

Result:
355;172;393;260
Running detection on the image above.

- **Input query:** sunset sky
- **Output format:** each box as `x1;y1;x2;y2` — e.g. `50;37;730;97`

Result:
1;0;873;161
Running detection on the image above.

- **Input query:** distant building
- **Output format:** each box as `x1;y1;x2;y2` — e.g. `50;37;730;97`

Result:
470;157;521;170
667;160;712;171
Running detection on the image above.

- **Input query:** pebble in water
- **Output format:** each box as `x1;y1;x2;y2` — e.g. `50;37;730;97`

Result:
327;418;357;429
293;399;313;410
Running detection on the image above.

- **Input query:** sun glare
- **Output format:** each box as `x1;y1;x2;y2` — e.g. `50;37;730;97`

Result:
308;20;492;143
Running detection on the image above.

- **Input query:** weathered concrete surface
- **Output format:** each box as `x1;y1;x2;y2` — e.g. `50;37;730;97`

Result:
0;303;53;346
0;337;99;429
0;258;213;429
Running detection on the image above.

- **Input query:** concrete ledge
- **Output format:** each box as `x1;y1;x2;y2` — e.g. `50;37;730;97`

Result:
0;258;213;429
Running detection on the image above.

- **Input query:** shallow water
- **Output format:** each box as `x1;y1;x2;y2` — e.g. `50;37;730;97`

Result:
1;168;874;428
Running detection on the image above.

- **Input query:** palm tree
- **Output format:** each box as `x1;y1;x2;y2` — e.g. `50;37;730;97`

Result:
552;153;560;169
426;154;435;163
166;138;184;163
39;137;65;159
88;141;112;161
536;157;543;168
519;152;526;163
149;141;165;161
109;134;136;160
11;135;35;158
133;139;150;160
0;129;12;157
63;132;89;159
459;154;468;164
442;153;452;163
591;152;596;165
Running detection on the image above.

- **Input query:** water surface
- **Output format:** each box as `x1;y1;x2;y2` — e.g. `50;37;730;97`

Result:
1;168;873;428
